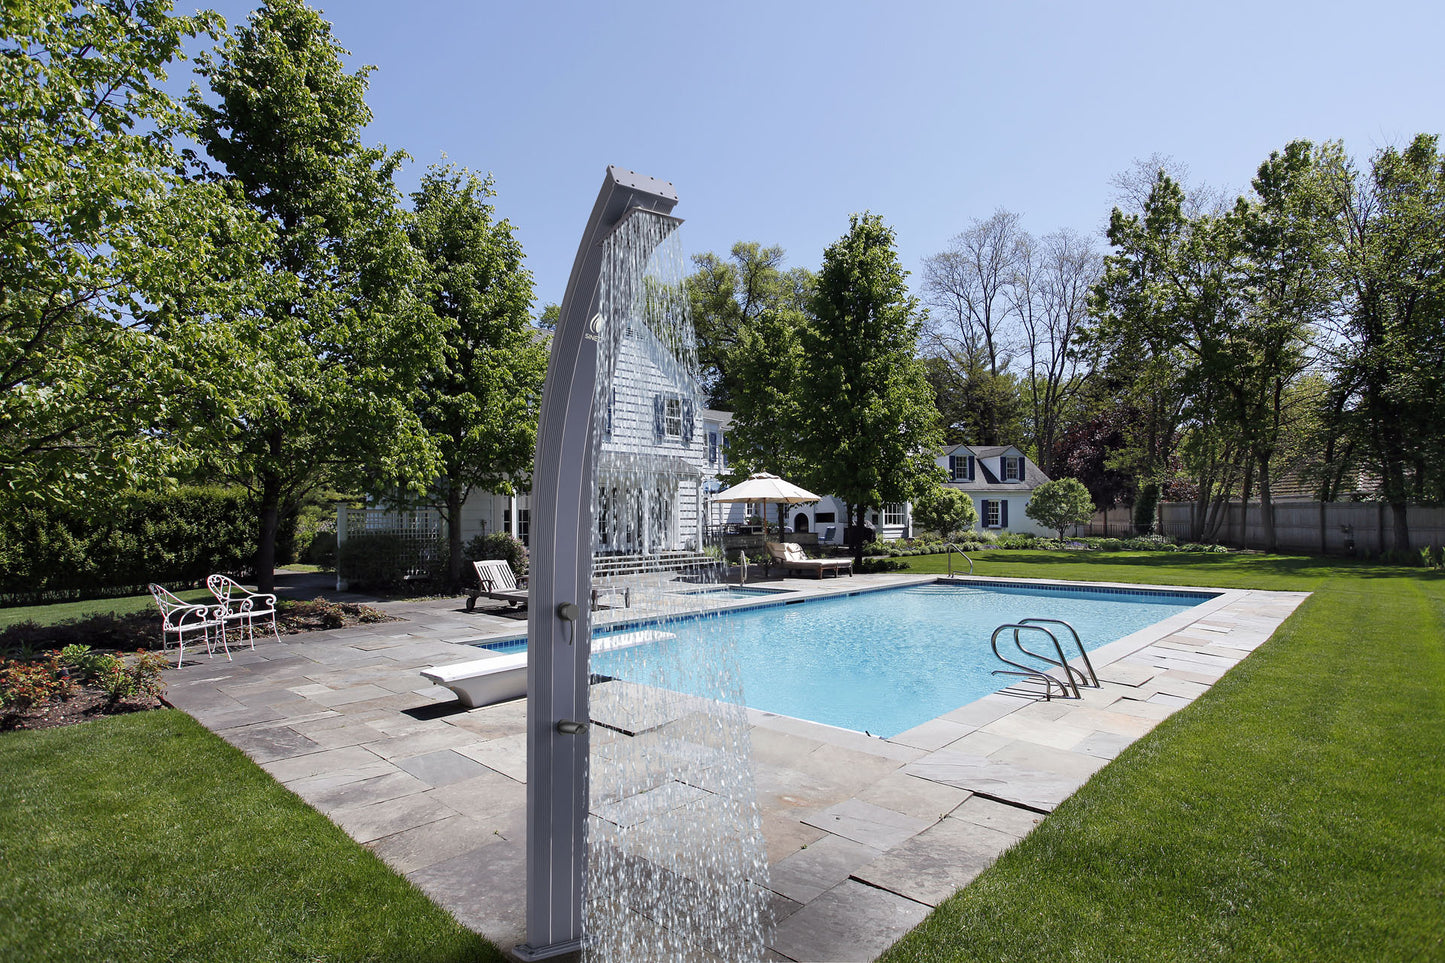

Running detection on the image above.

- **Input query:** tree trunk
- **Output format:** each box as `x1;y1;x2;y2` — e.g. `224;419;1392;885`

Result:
853;503;867;568
1390;500;1411;558
446;480;465;590
1257;455;1277;554
255;470;282;594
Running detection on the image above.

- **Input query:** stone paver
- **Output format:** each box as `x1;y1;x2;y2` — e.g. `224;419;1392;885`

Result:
165;572;1306;962
771;879;930;963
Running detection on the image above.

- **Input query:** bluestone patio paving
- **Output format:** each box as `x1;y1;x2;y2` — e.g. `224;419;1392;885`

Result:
164;570;1306;961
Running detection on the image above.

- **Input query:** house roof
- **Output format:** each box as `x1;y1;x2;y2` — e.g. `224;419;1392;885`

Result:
941;444;1051;493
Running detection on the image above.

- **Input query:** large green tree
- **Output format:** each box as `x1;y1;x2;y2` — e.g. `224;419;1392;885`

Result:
406;165;547;588
798;213;942;564
186;0;440;591
0;0;251;511
686;241;812;408
721;307;809;531
1319;135;1445;552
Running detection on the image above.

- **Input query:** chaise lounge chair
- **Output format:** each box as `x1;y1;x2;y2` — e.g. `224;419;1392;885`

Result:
466;559;530;611
766;542;854;579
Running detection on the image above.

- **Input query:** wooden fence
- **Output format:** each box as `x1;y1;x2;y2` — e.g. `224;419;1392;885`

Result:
1078;501;1445;555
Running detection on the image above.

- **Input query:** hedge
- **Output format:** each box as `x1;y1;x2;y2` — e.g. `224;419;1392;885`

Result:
0;487;257;605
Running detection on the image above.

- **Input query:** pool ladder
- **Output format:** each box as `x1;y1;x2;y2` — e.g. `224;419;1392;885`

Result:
989;618;1100;701
944;544;974;577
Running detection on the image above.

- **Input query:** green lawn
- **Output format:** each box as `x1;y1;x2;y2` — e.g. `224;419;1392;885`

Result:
882;552;1445;962
0;588;213;630
0;711;504;963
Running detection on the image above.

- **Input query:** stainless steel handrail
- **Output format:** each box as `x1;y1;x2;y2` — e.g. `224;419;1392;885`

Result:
989;623;1080;700
944;543;974;578
1019;617;1098;689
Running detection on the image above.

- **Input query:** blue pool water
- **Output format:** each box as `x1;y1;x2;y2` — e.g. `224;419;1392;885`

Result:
588;581;1212;738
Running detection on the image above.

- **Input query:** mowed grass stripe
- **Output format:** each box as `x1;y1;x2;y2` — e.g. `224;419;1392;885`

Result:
0;710;504;963
882;570;1445;962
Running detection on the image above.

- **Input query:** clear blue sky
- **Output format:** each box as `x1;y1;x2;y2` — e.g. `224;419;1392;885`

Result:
188;0;1443;308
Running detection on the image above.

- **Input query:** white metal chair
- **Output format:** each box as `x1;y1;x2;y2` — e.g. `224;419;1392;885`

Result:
149;583;227;666
206;574;281;652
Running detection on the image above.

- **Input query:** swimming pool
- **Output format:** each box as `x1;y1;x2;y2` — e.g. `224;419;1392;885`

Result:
586;581;1213;738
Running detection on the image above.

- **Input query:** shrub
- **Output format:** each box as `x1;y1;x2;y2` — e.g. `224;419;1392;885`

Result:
464;532;528;580
1025;477;1097;539
859;556;909;573
912;487;978;541
1122;534;1177;551
338;531;445;590
59;644;109;684
95;650;167;706
0;655;72;712
1133;482;1160;535
0;486;256;605
1093;537;1125;552
995;531;1046;550
301;530;338;568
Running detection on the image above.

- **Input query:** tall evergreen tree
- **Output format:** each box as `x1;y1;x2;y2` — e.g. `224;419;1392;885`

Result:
406;165;547;588
798;213;942;565
187;0;440;590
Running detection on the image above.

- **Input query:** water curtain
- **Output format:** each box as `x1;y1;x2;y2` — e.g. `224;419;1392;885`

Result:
519;167;770;962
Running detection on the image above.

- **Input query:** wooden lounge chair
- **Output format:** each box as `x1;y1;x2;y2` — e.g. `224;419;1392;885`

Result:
467;559;530;611
766;542;854;579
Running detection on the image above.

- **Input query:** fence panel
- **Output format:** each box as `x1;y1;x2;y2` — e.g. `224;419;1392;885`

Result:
336;507;443;579
1136;500;1445;555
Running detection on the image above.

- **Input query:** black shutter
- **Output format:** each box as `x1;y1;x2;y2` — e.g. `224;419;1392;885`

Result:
967;455;976;481
681;399;695;445
653;395;664;439
1001;499;1009;528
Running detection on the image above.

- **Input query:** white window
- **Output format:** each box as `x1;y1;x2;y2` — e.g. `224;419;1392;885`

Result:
664;397;683;438
984;499;1001;528
883;503;906;527
949;454;975;481
1003;456;1022;481
504;507;531;546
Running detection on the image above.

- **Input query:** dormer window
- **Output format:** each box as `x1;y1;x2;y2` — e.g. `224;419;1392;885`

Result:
1003;456;1022;481
948;454;976;482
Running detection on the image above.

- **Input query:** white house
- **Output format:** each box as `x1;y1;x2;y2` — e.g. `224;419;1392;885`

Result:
936;444;1053;536
339;321;721;561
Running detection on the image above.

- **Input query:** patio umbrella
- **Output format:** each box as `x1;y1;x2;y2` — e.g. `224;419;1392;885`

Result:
710;472;820;540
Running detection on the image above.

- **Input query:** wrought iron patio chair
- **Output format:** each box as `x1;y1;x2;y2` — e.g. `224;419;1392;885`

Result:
149;583;227;666
206;574;281;652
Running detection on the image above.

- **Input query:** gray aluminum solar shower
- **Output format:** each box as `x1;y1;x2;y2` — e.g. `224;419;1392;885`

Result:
513;167;680;961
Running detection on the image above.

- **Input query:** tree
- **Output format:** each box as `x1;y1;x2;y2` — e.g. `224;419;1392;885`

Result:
1051;409;1135;530
921;353;1026;447
721;308;808;534
1026;477;1097;540
912;485;977;540
186;0;441;591
406;165;547;588
1318;135;1445;553
798;213;943;565
1012;229;1100;474
686;242;812;408
0;0;248;511
920;209;1022;377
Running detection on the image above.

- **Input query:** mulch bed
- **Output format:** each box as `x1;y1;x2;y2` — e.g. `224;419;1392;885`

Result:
1;686;164;732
